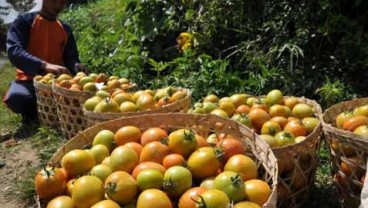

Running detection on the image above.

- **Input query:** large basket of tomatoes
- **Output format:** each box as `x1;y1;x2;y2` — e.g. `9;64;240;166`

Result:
189;90;323;207
83;87;192;127
322;97;368;207
33;74;60;128
36;113;278;208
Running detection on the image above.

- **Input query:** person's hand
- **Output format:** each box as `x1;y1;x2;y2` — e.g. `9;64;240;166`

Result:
42;62;71;75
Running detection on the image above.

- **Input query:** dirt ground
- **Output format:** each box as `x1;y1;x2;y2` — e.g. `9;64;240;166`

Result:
0;137;39;208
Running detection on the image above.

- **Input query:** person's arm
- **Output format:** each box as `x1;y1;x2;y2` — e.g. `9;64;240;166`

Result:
6;14;44;76
62;24;81;76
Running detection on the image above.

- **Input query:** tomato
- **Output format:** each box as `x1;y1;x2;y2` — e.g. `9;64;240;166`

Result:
187;147;221;179
194;189;231;208
219;101;236;117
230;94;248;107
141;127;168;146
35;166;66;200
270;116;288;129
274;131;295;147
259;134;279;147
231;113;252;128
124;142;143;157
269;104;290;118
265;89;283;106
104;171;138;204
343;115;368;132
206;133;222;146
168;129;198;158
224;154;257;181
113;92;133;104
284;120;307;137
217;138;245;162
210;109;230;118
72;176;104;208
248;108;271;132
163;154;186;169
163;166;192;198
354;125;368;137
47;196;73;208
120;101;138;112
291;103;314;119
171;90;187;102
295;136;306;143
65;179;76;196
114;126;142;146
91;200;120;208
93;130;115;152
137;169;163;191
200;177;216;189
353;105;368;116
250;103;269;112
61;149;95;178
214;171;245;202
233;201;261;208
109;145;139;173
246;97;256;107
302;117;319;134
202;102;218;113
137;93;157;111
284;97;299;110
236;104;251;114
132;162;166;179
140;141;170;164
101;156;110;167
137;189;173;208
90;164;112;183
90;144;110;164
203;94;219;103
260;120;281;136
196;134;210;148
178;187;207;208
244;179;271;206
157;96;172;107
336;112;354;129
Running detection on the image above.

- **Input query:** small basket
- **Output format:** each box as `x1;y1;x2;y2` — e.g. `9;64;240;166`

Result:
258;96;323;207
322;98;368;207
52;84;94;139
83;89;192;126
33;79;59;128
38;113;278;208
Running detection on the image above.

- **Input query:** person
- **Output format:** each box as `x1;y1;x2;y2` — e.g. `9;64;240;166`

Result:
3;0;84;125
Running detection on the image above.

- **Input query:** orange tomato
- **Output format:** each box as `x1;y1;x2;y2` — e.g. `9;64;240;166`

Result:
140;141;170;164
284;120;307;137
141;127;168;146
236;104;251;114
35;166;66;200
124;142;143;158
260;120;282;136
178;187;207;208
244;179;271;206
168;129;198;158
248;109;271;131
163;154;186;169
270;116;288;129
91;200;120;208
342;115;368;132
114;125;142;146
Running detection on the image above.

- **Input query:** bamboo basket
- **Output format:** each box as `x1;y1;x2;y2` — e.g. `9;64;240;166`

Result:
256;96;323;207
322;98;368;208
83;89;192;127
38;113;278;208
52;84;94;139
33;79;59;128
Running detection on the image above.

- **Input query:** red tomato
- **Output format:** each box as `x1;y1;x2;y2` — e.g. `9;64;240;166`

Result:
178;187;207;208
35;166;66;200
217;138;245;162
141;127;168;146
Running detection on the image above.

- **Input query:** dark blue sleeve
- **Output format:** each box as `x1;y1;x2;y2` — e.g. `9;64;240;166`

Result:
6;13;44;76
62;24;80;76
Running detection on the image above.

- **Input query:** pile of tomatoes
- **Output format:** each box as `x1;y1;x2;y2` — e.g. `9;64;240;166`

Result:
35;126;272;208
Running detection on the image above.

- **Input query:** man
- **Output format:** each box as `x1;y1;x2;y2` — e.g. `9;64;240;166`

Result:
3;0;83;124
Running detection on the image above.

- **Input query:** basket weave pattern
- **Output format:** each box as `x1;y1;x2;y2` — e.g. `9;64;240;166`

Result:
39;113;279;208
52;84;94;139
267;97;323;207
322;98;368;207
83;89;192;126
34;80;59;128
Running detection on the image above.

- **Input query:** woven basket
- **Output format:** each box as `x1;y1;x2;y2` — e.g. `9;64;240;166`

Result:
83;89;192;127
52;84;94;139
38;113;278;208
33;79;60;128
256;96;323;207
322;98;368;207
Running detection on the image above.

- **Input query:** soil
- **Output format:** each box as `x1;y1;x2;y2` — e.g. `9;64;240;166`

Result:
0;137;39;208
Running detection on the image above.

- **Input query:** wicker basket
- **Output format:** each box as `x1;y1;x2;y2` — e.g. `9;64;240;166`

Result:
34;79;59;128
38;113;278;208
83;89;192;126
322;98;368;208
52;84;94;139
256;96;323;207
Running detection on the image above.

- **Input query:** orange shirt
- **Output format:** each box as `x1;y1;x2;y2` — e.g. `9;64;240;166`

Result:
16;14;68;80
